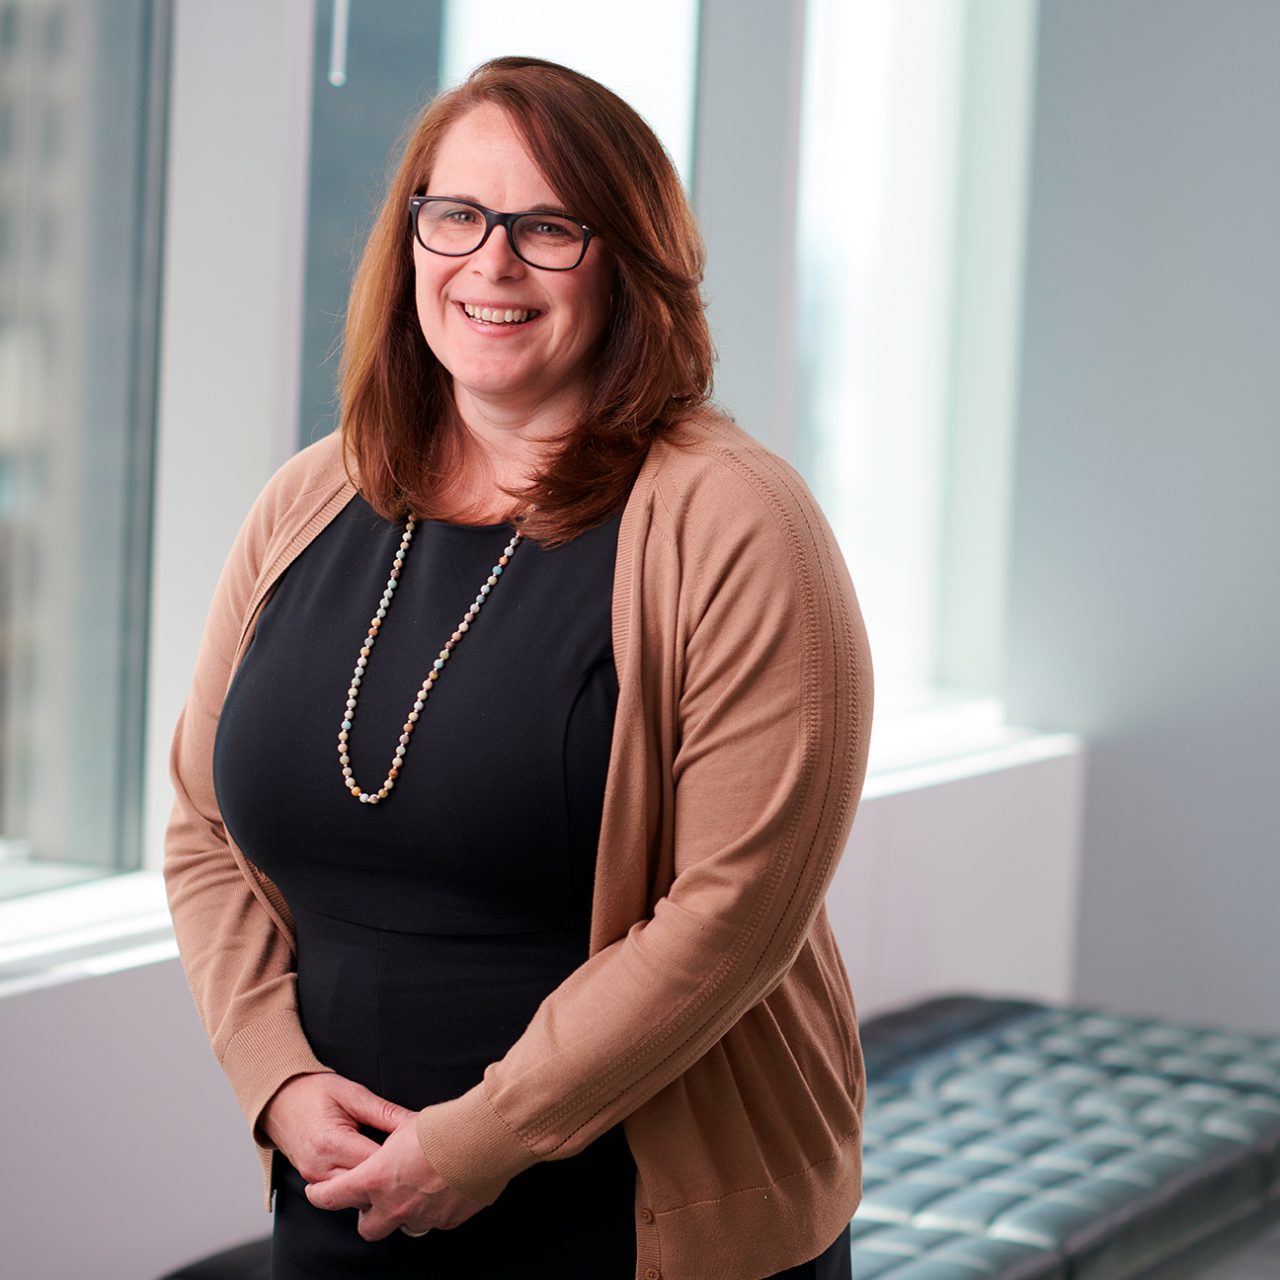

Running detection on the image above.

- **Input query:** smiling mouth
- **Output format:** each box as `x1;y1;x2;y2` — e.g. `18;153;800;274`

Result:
460;302;541;325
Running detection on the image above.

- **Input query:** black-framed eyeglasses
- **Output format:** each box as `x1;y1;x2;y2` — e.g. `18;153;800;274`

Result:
408;196;596;271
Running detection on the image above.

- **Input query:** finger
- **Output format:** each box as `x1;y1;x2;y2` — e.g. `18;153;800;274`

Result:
305;1166;371;1213
336;1080;415;1134
301;1132;383;1183
356;1205;401;1243
327;1130;383;1169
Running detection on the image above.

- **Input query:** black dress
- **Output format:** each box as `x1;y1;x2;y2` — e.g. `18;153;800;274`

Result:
213;494;636;1279
212;492;853;1280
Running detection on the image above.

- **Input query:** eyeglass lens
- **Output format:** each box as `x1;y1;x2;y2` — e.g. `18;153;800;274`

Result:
416;200;586;269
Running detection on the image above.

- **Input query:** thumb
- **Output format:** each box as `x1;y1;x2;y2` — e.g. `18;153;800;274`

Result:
305;1164;366;1212
336;1080;415;1134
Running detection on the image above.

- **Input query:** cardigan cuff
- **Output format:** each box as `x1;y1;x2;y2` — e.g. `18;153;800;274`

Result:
415;1082;540;1206
219;1006;334;1143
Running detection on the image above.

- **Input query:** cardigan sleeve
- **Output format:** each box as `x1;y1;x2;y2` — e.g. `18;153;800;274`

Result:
164;470;334;1144
412;448;873;1206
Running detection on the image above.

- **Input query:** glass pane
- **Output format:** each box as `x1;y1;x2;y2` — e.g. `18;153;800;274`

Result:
297;0;444;447
440;0;699;187
796;0;1035;714
797;0;964;714
0;0;167;899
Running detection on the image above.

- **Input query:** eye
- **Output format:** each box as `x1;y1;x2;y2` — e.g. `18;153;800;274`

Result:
420;200;480;226
518;215;585;243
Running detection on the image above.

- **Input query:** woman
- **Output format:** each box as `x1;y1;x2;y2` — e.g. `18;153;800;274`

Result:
166;56;873;1280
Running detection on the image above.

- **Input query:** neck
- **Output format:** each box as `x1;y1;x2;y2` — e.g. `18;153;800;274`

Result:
450;381;586;490
432;382;584;523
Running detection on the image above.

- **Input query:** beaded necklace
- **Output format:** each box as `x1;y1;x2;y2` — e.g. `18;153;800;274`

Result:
338;519;523;804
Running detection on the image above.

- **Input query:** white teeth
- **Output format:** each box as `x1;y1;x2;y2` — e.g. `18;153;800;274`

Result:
462;303;532;324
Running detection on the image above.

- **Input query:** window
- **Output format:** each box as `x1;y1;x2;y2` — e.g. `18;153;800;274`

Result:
0;0;168;899
440;0;698;183
796;0;1037;716
297;0;446;447
0;0;1035;912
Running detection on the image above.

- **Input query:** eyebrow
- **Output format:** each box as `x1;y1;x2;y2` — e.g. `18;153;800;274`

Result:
431;193;576;218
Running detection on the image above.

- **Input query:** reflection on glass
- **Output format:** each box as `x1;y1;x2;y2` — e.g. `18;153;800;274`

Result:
0;0;166;899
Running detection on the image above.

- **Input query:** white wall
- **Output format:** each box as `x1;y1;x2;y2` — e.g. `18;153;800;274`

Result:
0;741;1084;1279
0;955;267;1280
835;739;1084;1018
1005;0;1280;1035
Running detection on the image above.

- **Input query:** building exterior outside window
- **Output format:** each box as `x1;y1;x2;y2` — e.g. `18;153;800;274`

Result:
0;0;167;899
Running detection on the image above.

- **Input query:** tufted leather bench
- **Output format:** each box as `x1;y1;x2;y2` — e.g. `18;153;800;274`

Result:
157;995;1280;1279
853;995;1280;1278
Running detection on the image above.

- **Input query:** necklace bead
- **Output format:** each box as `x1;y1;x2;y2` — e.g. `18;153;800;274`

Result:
338;519;523;804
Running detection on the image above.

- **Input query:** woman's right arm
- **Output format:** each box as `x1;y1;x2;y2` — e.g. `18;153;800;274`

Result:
164;467;403;1183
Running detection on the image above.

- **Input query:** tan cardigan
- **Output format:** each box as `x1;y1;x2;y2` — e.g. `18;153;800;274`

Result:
165;409;873;1280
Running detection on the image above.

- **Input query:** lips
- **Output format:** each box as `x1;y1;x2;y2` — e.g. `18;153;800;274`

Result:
460;302;542;325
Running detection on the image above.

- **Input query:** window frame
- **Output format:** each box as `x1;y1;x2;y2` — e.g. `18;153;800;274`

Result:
141;0;316;873
1;0;1045;962
0;0;316;957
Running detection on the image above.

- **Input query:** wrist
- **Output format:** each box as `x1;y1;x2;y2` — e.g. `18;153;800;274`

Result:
257;1070;328;1145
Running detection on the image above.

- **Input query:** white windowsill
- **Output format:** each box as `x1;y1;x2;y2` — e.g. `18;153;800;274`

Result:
0;699;1079;997
0;870;176;997
864;696;1082;797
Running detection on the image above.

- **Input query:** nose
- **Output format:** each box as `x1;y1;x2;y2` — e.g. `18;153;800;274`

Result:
469;223;525;280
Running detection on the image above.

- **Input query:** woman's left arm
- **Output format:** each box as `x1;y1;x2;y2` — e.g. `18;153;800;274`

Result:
307;456;873;1239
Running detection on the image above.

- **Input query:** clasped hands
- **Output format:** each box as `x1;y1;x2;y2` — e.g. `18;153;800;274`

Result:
261;1073;485;1240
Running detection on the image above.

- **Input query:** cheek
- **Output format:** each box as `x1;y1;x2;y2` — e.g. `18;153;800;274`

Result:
412;254;452;330
568;268;615;351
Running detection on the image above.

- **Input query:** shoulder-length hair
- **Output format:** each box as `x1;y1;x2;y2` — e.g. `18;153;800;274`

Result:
339;55;713;544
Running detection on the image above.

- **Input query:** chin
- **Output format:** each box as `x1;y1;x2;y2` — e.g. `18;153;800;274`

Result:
455;366;540;397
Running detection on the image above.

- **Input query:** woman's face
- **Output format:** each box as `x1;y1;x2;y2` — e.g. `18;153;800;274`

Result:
413;104;615;422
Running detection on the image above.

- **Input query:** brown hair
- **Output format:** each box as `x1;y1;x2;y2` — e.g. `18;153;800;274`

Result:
339;56;713;544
